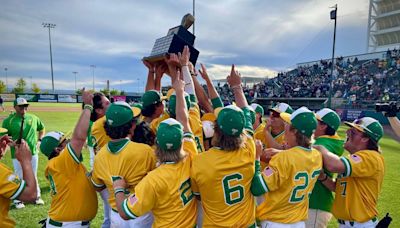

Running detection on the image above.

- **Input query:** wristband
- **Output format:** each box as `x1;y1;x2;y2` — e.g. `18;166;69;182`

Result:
320;175;328;182
84;104;93;112
114;188;125;196
231;84;242;90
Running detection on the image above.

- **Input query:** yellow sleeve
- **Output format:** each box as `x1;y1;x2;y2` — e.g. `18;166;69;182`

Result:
244;134;256;159
261;154;288;192
122;177;156;219
54;143;83;176
183;132;198;160
189;108;204;153
90;155;105;188
0;164;26;200
340;152;379;178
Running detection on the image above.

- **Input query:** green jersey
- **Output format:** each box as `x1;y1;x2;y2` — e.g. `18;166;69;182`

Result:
2;113;45;158
87;121;95;147
309;135;344;212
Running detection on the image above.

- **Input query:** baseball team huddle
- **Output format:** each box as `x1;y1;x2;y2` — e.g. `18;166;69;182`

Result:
0;47;387;228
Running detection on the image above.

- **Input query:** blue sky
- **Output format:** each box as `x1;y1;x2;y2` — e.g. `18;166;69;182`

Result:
0;0;369;92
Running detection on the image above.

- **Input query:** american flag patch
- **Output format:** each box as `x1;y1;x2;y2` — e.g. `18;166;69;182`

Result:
263;167;274;177
350;154;362;163
129;194;138;205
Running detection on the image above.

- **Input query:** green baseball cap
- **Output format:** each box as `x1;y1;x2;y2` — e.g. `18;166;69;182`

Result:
269;102;293;114
280;106;317;138
40;131;65;158
315;108;341;131
168;92;191;117
131;102;143;110
217;105;245;136
156;118;183;151
249;108;256;125
250;103;264;116
141;90;163;108
106;101;141;127
344;117;383;142
14;98;29;106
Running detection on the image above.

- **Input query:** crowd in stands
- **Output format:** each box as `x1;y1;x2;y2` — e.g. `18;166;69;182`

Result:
213;48;400;106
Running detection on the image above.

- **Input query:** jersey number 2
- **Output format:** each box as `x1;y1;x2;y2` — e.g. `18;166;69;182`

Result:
179;178;194;206
289;170;320;203
222;173;244;205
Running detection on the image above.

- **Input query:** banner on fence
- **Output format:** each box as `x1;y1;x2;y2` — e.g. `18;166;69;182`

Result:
58;94;77;103
38;94;57;102
0;94;16;102
16;94;38;102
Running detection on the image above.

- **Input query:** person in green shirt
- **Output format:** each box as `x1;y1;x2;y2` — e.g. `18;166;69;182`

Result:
307;108;344;228
2;98;45;208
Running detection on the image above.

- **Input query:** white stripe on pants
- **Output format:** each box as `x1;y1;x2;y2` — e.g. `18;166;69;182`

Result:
12;154;40;201
110;210;153;228
260;220;305;228
45;218;90;228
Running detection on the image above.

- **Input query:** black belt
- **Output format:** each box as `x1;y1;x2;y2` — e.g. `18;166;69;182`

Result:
49;218;90;227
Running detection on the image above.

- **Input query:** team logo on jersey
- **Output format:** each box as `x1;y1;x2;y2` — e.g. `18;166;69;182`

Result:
129;194;138;205
350;154;362;163
7;174;20;184
263;167;274;177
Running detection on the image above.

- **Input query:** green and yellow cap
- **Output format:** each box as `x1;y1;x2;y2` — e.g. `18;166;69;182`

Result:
250;103;264;116
14;98;29;106
106;101;141;127
40;131;65;158
216;105;245;136
156;118;184;151
344;117;383;142
315;108;341;131
141;90;163;108
269;102;293;114
280;106;317;138
168;92;191;117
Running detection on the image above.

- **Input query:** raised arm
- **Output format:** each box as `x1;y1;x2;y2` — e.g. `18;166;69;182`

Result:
15;140;37;202
143;60;155;91
313;145;345;174
154;63;167;92
191;70;213;113
174;70;191;133
70;89;94;158
227;64;248;108
199;63;223;109
179;46;196;100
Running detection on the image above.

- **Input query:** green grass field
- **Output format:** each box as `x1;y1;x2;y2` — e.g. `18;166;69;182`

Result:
1;102;399;228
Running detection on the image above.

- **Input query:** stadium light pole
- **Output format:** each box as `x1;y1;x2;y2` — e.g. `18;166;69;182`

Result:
42;23;56;93
72;71;78;91
4;68;8;93
328;5;337;109
90;65;96;91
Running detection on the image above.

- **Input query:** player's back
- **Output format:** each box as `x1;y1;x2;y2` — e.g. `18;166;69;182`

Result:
191;135;256;227
91;139;156;209
257;146;322;223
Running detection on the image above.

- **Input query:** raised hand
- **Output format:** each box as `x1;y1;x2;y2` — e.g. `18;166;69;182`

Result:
178;45;190;67
143;60;155;72
82;88;94;106
155;63;167;78
172;69;185;93
199;63;211;82
15;140;32;164
0;135;12;159
165;53;181;81
227;64;242;87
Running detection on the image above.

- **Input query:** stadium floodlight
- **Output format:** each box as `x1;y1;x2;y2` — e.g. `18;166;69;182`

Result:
4;67;8;93
90;65;96;91
328;5;337;109
72;71;78;91
42;22;56;93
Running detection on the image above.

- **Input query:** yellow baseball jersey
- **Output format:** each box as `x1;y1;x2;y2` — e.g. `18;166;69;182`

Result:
189;104;204;153
91;116;111;150
122;136;198;227
255;146;322;223
332;150;385;222
0;162;26;228
254;125;286;170
191;134;256;227
149;111;170;134
91;139;157;210
45;143;98;221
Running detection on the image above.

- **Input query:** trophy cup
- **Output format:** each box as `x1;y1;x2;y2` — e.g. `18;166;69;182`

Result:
143;13;199;65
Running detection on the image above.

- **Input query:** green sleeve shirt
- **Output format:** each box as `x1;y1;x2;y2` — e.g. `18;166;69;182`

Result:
2;113;45;158
309;136;344;212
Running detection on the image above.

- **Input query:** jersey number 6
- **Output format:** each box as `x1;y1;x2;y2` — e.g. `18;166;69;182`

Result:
222;173;245;205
